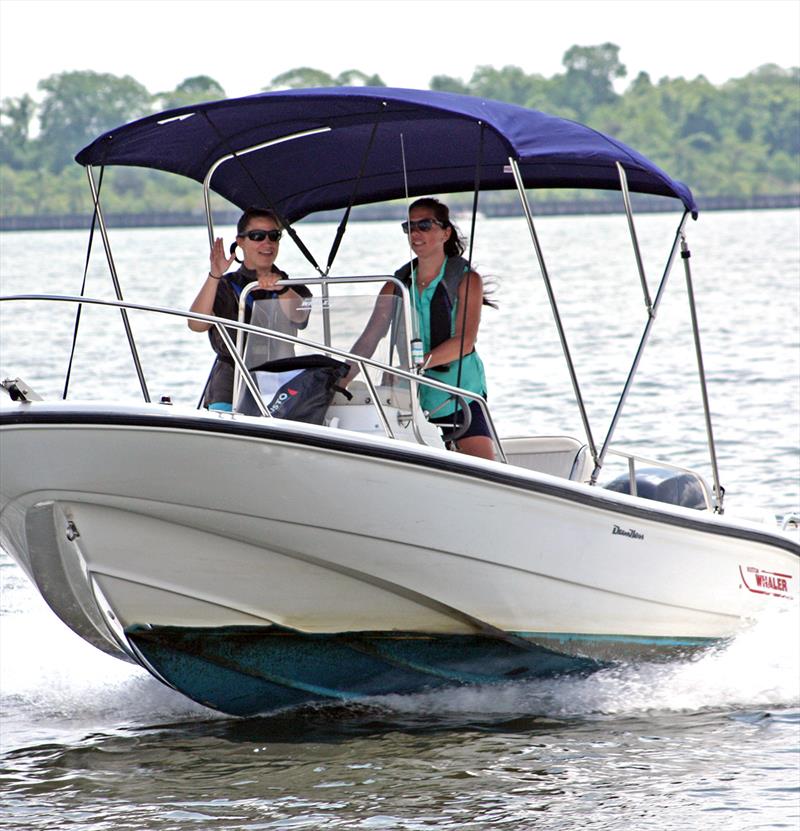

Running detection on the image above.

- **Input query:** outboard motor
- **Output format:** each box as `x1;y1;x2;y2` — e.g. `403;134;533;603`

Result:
605;467;709;510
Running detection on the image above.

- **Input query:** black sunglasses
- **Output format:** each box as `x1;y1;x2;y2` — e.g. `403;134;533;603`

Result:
239;229;282;242
401;218;445;234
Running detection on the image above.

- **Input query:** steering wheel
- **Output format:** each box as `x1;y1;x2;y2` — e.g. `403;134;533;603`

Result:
444;395;473;443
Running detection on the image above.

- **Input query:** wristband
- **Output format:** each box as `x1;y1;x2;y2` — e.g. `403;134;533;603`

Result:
208;271;222;281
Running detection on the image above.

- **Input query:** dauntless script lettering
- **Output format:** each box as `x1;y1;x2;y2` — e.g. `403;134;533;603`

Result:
612;524;644;540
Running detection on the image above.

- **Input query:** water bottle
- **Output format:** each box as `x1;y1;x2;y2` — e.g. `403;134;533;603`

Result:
411;338;425;370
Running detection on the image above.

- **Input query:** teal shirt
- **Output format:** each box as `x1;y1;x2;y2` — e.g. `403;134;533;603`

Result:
413;259;487;417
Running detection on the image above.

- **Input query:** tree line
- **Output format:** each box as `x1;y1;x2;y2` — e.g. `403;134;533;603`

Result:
1;45;798;219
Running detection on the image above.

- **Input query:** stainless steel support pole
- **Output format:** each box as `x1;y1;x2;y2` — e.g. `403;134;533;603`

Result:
85;166;151;402
508;158;599;466
202;127;332;251
214;322;270;417
591;211;690;484
680;233;724;513
203;179;215;249
616;162;653;315
321;281;332;348
360;363;395;439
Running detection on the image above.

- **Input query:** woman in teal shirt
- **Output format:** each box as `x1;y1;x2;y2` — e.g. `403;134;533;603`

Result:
349;198;495;460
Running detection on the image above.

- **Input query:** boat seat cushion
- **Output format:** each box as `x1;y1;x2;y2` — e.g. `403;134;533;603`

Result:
501;436;591;481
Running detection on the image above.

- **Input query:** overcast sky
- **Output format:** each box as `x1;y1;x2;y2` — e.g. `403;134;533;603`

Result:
1;0;798;102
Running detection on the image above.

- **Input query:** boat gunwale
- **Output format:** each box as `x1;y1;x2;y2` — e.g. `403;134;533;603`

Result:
2;405;797;557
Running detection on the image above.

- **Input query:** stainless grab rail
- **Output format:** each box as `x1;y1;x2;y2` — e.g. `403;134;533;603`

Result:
0;293;507;463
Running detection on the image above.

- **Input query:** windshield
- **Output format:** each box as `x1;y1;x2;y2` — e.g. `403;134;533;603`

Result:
232;281;411;414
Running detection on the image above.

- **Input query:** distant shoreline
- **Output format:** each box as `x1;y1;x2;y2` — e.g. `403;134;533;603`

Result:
1;193;797;232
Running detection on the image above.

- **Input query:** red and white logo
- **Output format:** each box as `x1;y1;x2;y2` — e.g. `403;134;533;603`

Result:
739;565;794;599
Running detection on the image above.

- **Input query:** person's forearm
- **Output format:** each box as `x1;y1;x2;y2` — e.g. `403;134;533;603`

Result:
425;335;476;368
188;272;221;331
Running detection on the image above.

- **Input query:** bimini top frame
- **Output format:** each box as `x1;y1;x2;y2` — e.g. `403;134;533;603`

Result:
74;87;720;508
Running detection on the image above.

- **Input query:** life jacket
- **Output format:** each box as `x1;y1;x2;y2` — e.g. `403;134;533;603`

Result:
394;256;470;352
210;265;292;363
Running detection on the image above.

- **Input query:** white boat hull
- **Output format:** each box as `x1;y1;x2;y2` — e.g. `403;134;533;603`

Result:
2;401;797;714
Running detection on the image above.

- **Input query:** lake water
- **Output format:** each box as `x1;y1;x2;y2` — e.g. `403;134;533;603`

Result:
1;208;798;830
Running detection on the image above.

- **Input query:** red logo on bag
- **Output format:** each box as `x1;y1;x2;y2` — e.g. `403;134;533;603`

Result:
287;388;298;396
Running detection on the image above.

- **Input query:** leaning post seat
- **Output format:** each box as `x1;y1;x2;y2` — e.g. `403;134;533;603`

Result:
500;436;592;482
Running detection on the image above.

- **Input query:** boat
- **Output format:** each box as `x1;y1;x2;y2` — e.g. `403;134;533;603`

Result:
1;88;797;717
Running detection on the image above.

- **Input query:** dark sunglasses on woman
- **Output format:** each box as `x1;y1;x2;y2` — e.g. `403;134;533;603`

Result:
401;218;445;234
239;229;282;242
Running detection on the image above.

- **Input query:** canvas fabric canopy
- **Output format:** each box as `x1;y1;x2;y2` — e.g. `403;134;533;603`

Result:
76;87;697;221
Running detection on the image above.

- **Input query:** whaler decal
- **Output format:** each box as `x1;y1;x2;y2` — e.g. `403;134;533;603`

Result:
739;565;794;599
613;524;644;540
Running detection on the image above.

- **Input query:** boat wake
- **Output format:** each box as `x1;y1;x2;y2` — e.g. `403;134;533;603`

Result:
2;577;797;749
0;588;214;750
372;606;799;720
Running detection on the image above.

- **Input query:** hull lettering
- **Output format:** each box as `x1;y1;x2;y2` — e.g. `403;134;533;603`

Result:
612;524;644;540
739;565;795;599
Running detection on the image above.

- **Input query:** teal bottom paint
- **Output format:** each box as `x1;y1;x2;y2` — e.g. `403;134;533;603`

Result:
126;625;605;717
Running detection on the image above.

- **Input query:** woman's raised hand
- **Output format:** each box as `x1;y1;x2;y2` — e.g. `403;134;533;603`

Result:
210;237;234;278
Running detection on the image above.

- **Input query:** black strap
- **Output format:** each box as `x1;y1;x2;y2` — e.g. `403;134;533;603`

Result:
62;166;104;399
200;111;323;275
456;122;484;389
325;106;384;273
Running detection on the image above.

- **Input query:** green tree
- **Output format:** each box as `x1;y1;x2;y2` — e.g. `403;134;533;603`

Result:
469;65;537;106
3;54;799;223
432;65;567;116
267;67;337;89
37;71;152;171
155;75;226;110
592;72;677;169
552;43;627;121
0;94;36;169
562;43;627;96
335;69;385;86
728;65;800;157
266;67;384;90
429;74;471;95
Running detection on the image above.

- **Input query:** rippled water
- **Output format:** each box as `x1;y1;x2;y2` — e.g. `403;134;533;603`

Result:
1;208;798;829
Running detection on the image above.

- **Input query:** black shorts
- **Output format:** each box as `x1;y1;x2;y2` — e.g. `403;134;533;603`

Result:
429;398;491;441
